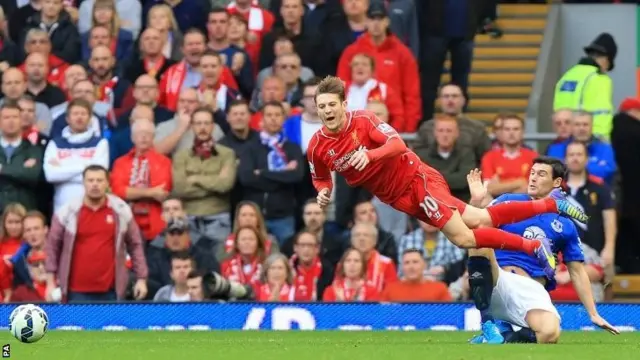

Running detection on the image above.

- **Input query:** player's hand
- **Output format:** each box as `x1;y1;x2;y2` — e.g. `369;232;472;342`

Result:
134;279;148;300
317;188;331;208
349;147;370;171
591;314;620;335
466;169;487;203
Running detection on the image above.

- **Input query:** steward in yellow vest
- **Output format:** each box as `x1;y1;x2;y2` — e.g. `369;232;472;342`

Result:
554;33;617;140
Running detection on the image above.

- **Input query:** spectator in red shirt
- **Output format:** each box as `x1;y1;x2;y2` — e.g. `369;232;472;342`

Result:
0;203;27;302
337;2;421;132
227;0;275;48
44;165;148;302
481;114;538;198
219;201;279;261
221;225;268;288
350;222;397;292
110;118;173;241
289;230;334;301
323;248;380;302
380;249;452;302
256;253;295;301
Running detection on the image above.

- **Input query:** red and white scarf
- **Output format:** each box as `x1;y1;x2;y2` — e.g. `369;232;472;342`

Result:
96;76;119;103
129;155;150;215
144;57;166;78
227;2;266;32
257;283;295;302
23;126;40;145
224;254;262;286
366;251;385;292
197;81;229;111
291;255;322;301
331;279;366;302
345;79;388;112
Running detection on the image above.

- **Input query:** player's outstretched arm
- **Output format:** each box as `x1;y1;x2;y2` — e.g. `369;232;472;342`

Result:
567;261;620;334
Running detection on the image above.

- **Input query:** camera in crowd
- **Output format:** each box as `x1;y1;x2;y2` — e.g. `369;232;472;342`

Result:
202;271;255;301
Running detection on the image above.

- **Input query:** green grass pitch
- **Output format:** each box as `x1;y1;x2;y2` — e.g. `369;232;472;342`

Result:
3;331;640;360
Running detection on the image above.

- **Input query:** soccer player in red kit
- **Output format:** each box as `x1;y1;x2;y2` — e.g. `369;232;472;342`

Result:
307;77;589;278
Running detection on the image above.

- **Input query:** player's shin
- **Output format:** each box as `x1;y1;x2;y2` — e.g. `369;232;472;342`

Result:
486;199;557;227
503;328;538;344
468;256;494;323
471;228;539;254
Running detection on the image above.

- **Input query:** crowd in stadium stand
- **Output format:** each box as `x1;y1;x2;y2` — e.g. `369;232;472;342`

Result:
0;0;636;303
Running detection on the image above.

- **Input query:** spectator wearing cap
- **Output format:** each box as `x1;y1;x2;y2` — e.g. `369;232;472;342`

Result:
415;0;484;121
155;89;225;158
380;249;452;302
124;28;177;84
238;101;304;244
337;2;421;132
547;110;616;185
18;29;71;89
206;8;255;99
554;33;618;140
172;107;237;247
44;98;110;213
258;0;320;73
371;0;419;58
146;217;219;299
45;165;148;302
110;118;172;242
153;251;194;302
612;97;640;273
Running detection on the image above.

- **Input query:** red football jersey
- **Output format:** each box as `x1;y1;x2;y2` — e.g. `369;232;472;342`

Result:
307;110;421;203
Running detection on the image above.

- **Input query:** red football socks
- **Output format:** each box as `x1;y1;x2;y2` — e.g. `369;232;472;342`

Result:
486;198;557;227
472;228;539;255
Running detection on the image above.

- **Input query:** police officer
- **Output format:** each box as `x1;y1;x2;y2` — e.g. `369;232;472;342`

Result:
553;33;618;140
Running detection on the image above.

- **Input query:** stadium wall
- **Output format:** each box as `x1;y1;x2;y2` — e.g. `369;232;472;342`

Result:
1;303;639;332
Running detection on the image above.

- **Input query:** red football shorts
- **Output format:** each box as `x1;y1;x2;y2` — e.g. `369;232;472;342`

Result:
390;164;467;229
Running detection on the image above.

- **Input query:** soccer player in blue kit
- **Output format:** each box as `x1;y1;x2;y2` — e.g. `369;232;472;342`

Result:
464;157;619;344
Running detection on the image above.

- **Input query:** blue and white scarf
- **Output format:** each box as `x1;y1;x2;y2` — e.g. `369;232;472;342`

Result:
260;131;288;171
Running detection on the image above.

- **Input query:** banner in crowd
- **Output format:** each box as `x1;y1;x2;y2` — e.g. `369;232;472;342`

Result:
1;303;639;331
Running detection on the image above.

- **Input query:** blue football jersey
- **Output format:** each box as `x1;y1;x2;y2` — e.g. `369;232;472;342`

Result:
491;193;584;291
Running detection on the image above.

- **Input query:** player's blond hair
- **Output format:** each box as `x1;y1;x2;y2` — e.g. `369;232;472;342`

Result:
315;76;346;103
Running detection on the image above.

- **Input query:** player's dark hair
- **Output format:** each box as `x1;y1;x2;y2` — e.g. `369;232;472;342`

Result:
208;7;229;16
82;164;109;179
532;156;567;180
315;76;346;103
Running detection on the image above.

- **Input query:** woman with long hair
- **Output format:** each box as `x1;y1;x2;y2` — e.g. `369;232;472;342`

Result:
323;248;380;302
145;4;183;61
0;203;27;302
256;253;295;302
217;201;279;261
220;226;268;288
81;0;134;61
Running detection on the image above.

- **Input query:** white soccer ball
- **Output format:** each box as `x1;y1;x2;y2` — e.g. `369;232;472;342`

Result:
9;304;49;343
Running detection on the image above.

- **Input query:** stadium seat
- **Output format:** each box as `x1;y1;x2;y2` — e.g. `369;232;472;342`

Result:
612;275;640;299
